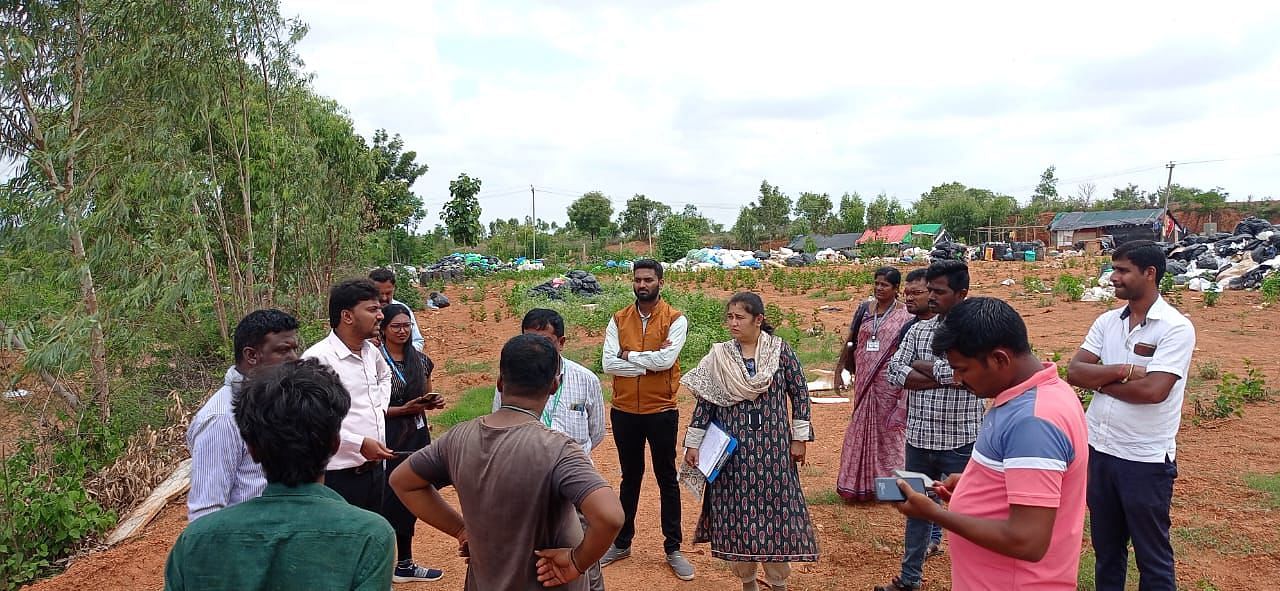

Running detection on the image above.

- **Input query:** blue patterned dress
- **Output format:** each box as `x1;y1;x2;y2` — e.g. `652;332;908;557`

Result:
690;341;820;562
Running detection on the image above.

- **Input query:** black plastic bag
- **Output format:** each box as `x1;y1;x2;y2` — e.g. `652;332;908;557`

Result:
1233;217;1272;237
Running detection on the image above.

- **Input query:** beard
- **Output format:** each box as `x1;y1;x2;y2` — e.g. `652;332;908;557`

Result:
635;287;660;302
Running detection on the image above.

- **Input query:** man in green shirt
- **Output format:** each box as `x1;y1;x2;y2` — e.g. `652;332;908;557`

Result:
165;359;395;591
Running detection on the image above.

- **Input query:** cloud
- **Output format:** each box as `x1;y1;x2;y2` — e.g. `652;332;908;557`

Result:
282;0;1280;226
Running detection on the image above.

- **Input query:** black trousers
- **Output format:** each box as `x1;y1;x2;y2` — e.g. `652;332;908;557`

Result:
1088;446;1177;591
325;462;385;513
611;408;682;554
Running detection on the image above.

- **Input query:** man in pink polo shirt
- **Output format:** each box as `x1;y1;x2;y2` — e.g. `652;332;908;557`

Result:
894;297;1087;590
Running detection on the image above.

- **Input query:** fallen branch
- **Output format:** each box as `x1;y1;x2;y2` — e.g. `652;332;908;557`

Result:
104;458;191;546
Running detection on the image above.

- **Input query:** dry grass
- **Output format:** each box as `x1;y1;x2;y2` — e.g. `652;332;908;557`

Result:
85;391;192;517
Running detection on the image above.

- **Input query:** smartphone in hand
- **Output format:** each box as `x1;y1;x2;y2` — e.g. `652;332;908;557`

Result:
875;477;926;502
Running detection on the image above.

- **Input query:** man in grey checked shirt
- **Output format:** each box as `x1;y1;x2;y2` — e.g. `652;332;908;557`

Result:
876;260;986;591
493;308;608;590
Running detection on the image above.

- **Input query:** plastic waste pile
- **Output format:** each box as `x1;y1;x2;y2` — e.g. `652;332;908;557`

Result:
527;270;605;300
1163;216;1280;290
1081;268;1118;302
930;238;968;261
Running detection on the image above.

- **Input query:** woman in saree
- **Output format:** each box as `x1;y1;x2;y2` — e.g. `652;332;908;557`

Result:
682;292;818;591
834;266;914;502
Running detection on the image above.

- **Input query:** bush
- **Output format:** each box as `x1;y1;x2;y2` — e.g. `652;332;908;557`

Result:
1261;273;1280;305
1054;274;1085;301
657;216;698;263
859;240;892;258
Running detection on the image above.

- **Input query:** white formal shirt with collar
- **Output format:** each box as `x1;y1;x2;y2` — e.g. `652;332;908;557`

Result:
1081;295;1196;463
302;331;392;470
186;366;266;521
491;356;607;457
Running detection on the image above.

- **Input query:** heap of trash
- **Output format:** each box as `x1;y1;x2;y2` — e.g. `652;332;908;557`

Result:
1163;216;1280;291
668;247;856;270
417;252;551;282
527;270;605;300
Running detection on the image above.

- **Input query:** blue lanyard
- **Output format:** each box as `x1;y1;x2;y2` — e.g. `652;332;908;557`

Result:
379;343;407;385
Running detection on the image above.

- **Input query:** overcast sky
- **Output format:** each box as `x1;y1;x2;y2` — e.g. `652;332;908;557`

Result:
280;0;1280;228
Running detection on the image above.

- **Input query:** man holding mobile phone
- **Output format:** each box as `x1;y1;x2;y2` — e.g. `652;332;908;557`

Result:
895;298;1088;589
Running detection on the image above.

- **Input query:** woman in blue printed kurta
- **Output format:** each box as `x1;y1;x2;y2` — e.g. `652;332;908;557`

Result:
682;292;819;591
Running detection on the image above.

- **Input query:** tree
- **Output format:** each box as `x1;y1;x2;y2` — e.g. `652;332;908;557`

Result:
675;203;714;236
617;194;671;241
837;192;866;233
566;191;615;239
1033;165;1060;202
794;192;834;235
1073;182;1096;209
732;206;763;249
755;180;792;239
657;215;699;262
364;129;428;233
866;192;904;230
443;173;483;246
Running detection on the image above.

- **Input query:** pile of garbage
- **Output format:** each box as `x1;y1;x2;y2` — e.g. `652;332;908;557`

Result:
930;238;968;261
1164;216;1280;290
528;270;605;300
669;247;857;270
418;252;506;282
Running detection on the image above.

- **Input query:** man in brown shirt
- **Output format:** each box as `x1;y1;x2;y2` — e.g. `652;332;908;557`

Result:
391;334;624;590
600;259;693;580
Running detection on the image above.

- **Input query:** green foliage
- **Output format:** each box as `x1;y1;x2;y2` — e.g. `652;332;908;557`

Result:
1203;288;1221;307
731;205;763;249
617;194;671;242
860;240;892;258
1193;360;1267;421
837;192;866;233
363;129;428;232
1159;274;1175;296
803;235;819;254
431;386;498;430
444;173;484;246
912;182;1019;243
866;192;905;230
393;268;424;310
1023;276;1047;293
566;191;615;239
754;180;793;240
1197;360;1221;381
657;215;699;263
1054;274;1085;301
794;192;835;235
1261;273;1280;304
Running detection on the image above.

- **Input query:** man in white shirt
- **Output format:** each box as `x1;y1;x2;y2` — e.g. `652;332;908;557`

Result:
598;259;694;581
493;308;608;591
370;268;424;350
186;309;300;521
1067;240;1196;591
303;278;396;511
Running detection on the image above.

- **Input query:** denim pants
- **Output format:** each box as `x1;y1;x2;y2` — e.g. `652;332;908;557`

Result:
1088;446;1177;591
898;442;973;587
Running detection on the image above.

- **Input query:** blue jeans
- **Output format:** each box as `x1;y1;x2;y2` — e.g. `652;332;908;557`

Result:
898;442;973;587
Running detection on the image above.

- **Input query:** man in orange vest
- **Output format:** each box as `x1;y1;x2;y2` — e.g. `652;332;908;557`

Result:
599;259;694;581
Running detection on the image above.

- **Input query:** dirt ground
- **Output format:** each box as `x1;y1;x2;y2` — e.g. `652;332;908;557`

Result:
23;260;1280;590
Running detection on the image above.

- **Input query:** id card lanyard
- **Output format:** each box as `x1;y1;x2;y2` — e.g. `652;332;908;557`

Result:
379;342;407;385
541;371;566;428
866;301;895;352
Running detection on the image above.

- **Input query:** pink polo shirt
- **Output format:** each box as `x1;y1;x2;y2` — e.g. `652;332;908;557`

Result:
947;363;1088;590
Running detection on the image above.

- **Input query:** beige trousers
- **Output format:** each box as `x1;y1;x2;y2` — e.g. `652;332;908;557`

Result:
729;561;791;586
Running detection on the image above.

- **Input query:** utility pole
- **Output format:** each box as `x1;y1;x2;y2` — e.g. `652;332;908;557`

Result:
530;185;536;260
1163;161;1175;241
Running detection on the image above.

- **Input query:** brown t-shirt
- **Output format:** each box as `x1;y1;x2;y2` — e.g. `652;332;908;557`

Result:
408;417;609;591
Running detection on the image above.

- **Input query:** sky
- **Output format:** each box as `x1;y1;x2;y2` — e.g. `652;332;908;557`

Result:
280;0;1280;229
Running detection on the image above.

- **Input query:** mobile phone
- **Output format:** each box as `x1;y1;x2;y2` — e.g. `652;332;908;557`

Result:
875;477;926;502
392;450;413;459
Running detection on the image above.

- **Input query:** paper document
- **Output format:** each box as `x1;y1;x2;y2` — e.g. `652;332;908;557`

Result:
696;422;735;480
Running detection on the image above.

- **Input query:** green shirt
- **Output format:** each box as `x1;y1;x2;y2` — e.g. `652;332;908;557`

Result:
164;482;394;591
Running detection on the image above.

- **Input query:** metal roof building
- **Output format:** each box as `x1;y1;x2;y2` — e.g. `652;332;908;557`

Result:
1047;208;1165;246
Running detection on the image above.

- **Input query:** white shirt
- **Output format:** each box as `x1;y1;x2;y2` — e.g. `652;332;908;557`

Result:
303;331;392;470
491;357;607;457
1082;296;1196;463
186;366;266;521
601;315;689;377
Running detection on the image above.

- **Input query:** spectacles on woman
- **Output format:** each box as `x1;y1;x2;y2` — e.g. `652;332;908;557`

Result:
387;322;414;333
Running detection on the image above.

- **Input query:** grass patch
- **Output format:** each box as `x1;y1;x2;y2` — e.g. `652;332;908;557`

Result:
443;359;494;375
563;345;604;374
1172;523;1256;555
806;489;843;506
794;332;841;370
1243;472;1280;508
431;385;496;430
1197;360;1221;381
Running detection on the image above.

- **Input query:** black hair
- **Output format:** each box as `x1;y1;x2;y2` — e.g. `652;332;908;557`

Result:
379;304;427;400
727;291;775;335
234;359;350;486
499;334;561;398
368;268;396;284
521;308;565;338
874;266;902;288
233;309;299;364
931;297;1031;360
1113;240;1166;283
904;268;928;284
925;259;970;293
632;258;664;280
328;278;380;328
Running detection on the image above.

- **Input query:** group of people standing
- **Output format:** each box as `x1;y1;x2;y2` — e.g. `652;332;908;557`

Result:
832;241;1195;591
168;241;1194;591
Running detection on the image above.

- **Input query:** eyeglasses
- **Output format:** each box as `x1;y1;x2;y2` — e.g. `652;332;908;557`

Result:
387;323;414;332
